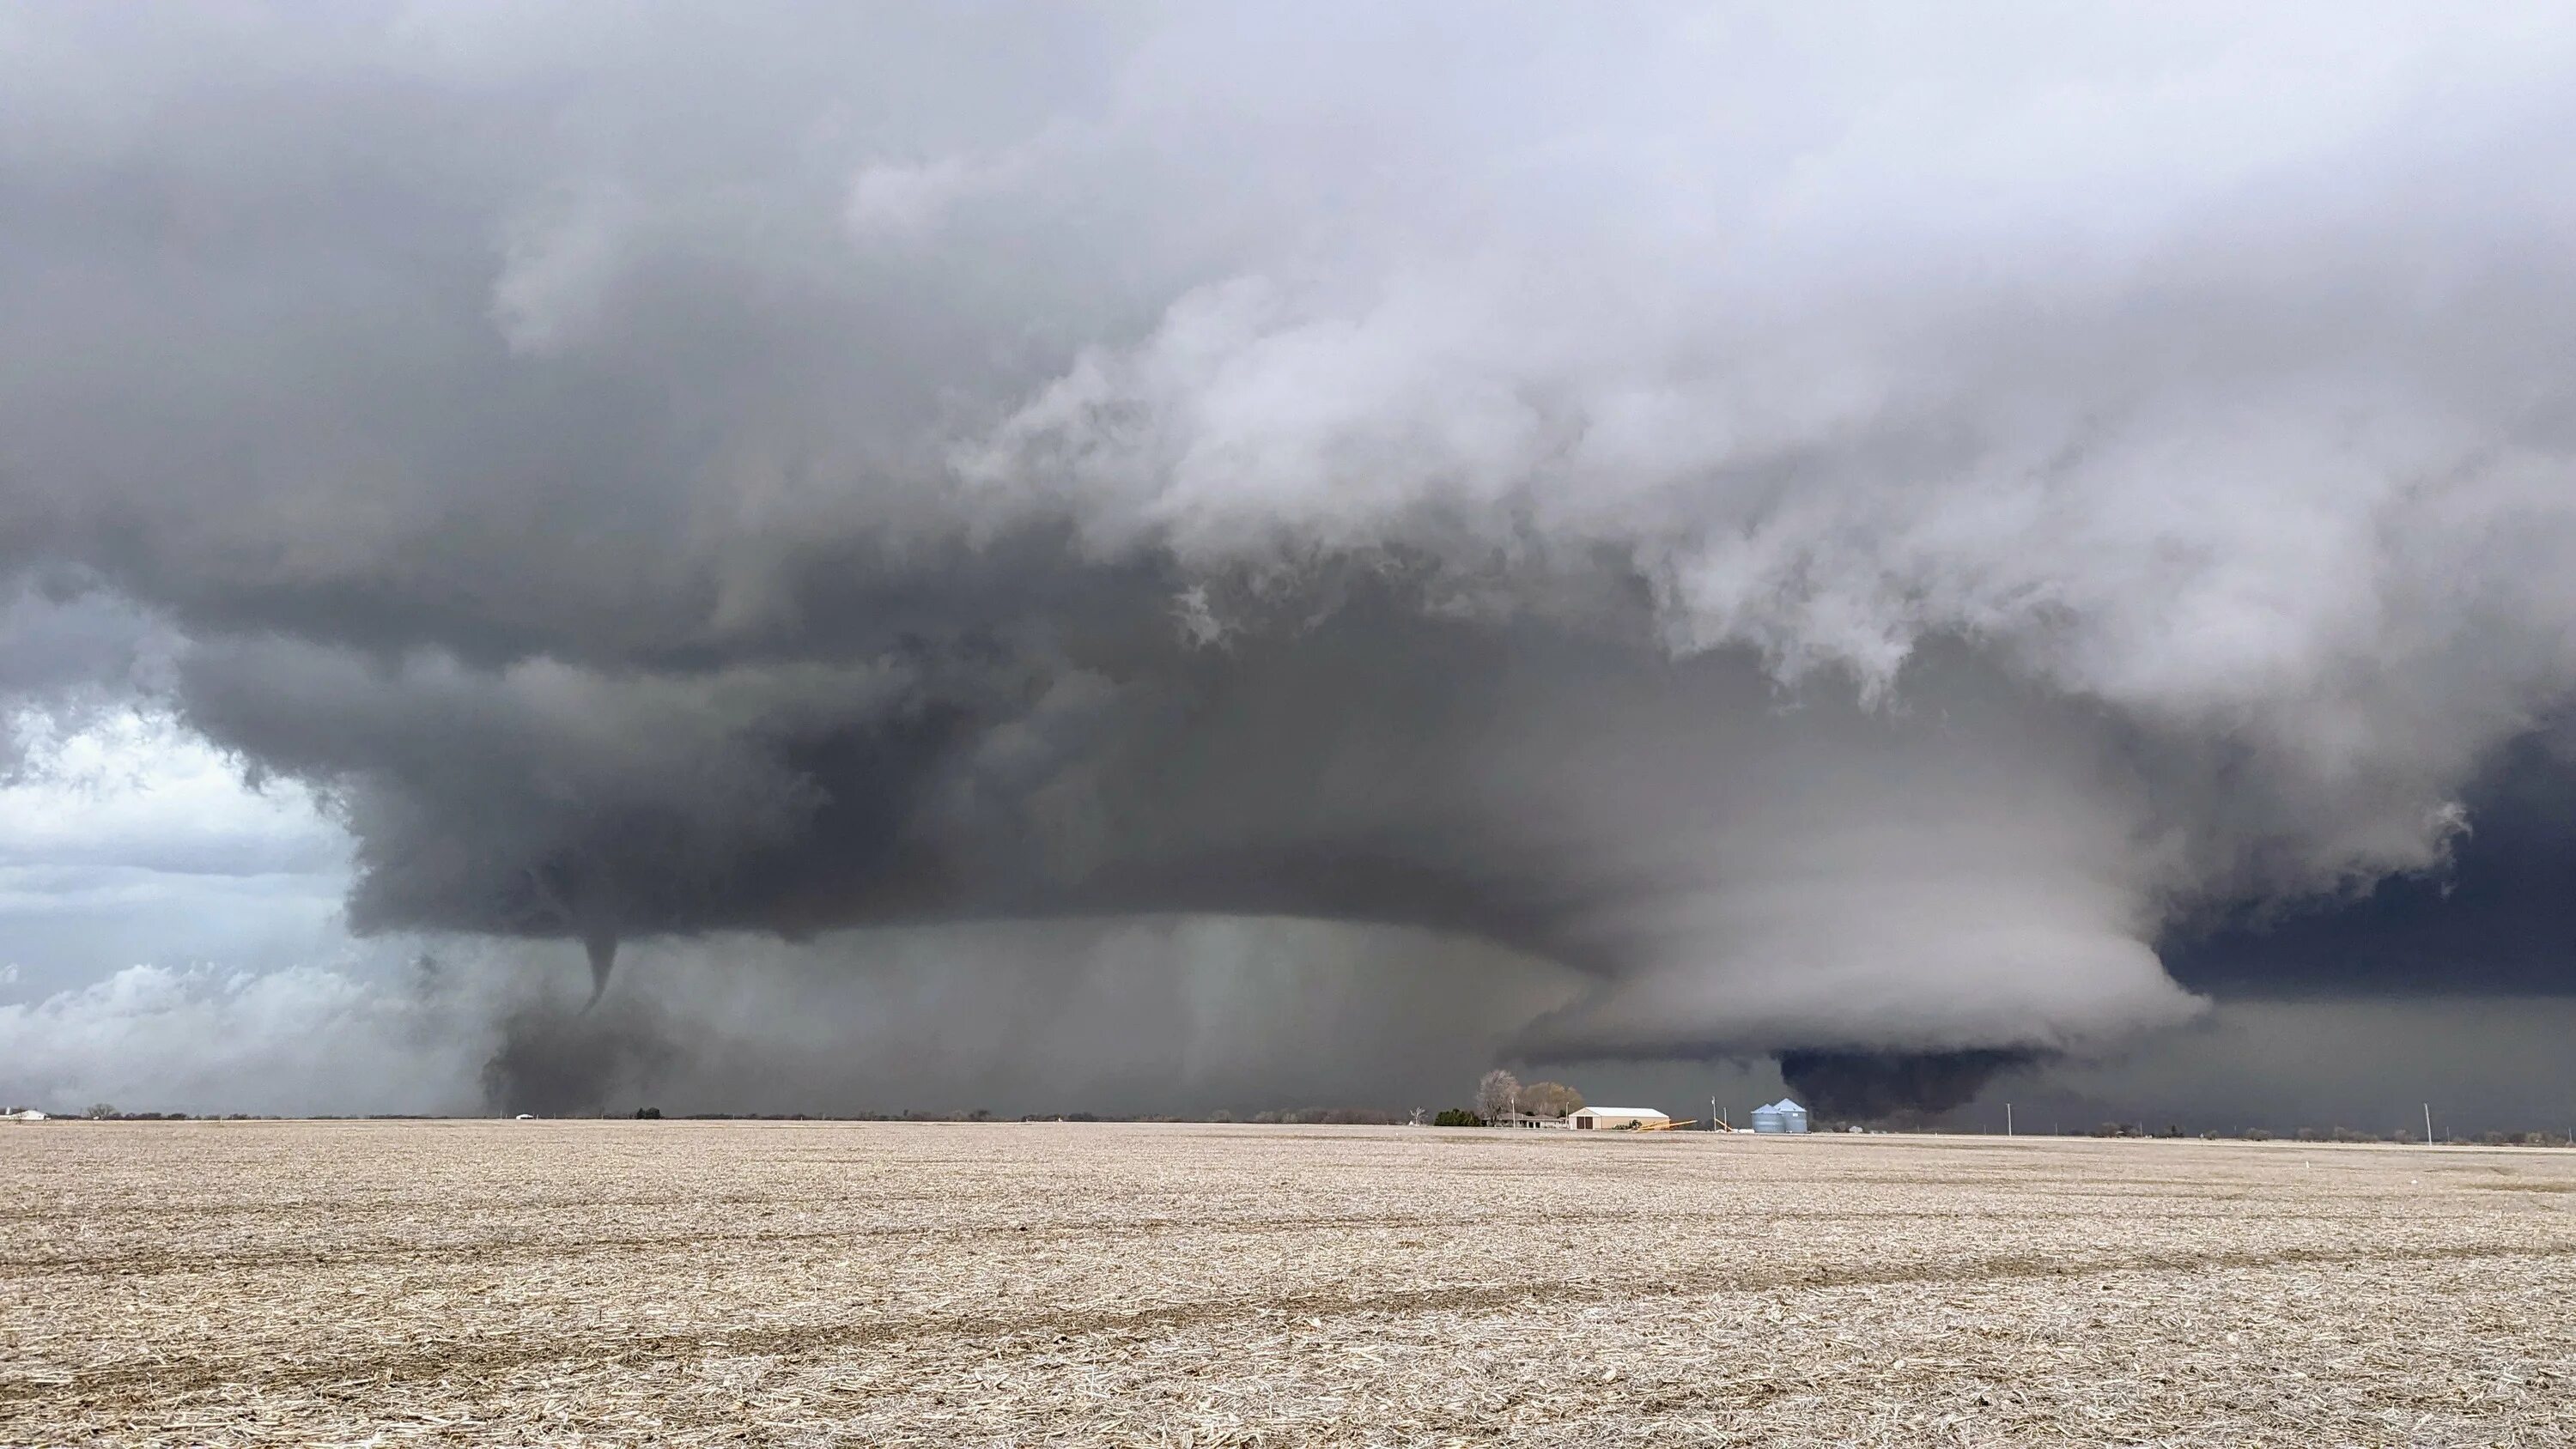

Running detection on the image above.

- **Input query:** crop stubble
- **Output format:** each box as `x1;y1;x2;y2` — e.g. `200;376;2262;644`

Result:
4;1121;2573;1446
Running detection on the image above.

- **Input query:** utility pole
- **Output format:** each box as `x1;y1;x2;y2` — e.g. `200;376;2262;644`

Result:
2424;1103;2433;1146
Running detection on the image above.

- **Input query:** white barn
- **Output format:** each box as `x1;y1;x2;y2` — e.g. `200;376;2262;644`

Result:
1569;1106;1669;1131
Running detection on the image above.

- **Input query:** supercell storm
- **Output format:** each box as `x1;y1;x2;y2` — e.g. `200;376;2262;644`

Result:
6;5;2576;1100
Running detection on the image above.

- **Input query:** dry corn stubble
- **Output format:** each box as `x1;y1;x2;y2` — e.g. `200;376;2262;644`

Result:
4;1119;2573;1446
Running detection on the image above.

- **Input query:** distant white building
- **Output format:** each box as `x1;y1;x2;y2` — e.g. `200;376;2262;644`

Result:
1569;1106;1669;1131
3;1110;47;1122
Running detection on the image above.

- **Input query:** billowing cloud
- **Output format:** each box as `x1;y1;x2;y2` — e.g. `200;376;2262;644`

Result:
0;961;477;1117
0;709;349;998
4;4;2576;1102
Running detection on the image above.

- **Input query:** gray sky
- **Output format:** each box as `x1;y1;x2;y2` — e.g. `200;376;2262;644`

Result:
4;3;2575;1124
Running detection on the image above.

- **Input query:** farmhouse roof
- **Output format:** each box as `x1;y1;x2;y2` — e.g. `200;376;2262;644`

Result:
1577;1106;1668;1117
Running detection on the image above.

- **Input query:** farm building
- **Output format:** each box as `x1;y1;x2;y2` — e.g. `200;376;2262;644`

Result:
1751;1099;1810;1134
3;1110;47;1122
1569;1106;1669;1131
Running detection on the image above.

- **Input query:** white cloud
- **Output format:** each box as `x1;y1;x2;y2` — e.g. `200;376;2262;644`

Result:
0;711;351;996
847;154;995;239
0;961;478;1117
489;185;635;355
0;710;345;875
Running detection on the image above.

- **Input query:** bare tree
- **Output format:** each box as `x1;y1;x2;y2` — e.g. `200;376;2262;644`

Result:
1476;1070;1522;1125
1518;1081;1585;1119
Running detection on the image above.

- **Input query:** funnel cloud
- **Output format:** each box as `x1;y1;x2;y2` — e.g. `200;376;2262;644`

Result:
7;5;2576;1113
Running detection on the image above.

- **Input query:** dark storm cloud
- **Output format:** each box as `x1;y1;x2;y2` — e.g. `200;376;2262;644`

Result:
0;585;173;778
8;3;2576;1105
1777;1049;2044;1123
2166;733;2576;999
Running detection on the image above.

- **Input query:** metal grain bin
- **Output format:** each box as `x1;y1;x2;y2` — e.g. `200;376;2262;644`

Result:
1753;1099;1810;1134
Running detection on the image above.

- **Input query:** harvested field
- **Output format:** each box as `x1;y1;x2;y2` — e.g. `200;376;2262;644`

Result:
5;1122;2574;1446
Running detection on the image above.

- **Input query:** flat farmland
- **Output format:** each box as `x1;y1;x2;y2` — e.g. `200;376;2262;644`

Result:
5;1122;2574;1446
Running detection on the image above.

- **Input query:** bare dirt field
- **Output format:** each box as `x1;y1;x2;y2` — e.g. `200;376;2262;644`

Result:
4;1121;2573;1446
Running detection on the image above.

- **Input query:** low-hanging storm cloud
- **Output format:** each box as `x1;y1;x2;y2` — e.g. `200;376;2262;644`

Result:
7;3;2576;1106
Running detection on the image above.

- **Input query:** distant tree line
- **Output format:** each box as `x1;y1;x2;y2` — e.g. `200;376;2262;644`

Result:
56;1105;282;1121
1423;1070;1590;1127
